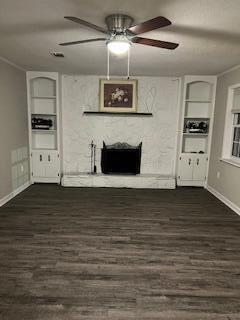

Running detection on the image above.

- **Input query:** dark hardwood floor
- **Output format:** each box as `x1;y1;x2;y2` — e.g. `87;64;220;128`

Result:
0;185;240;319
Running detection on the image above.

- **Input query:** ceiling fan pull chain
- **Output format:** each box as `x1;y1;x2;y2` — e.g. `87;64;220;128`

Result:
127;48;130;79
107;47;110;80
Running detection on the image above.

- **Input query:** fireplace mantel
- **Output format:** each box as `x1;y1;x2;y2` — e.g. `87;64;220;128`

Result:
83;111;153;116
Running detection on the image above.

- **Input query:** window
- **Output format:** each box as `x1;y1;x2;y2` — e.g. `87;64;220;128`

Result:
232;113;240;158
222;84;240;165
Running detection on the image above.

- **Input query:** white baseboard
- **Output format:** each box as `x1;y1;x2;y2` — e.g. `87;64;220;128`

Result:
0;181;31;207
206;185;240;216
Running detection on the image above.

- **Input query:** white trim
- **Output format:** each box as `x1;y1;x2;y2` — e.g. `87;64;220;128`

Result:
220;158;240;168
206;185;240;216
0;181;31;207
172;77;182;177
217;64;240;77
222;84;240;160
204;78;217;187
32;177;60;183
177;179;205;187
59;75;64;176
0;55;26;72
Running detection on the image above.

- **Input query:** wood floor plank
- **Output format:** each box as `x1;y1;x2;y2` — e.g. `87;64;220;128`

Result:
0;185;239;319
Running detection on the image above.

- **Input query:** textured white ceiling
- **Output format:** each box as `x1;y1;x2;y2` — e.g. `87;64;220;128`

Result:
0;0;240;76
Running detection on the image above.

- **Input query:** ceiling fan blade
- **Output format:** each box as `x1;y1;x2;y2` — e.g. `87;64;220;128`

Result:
64;16;109;34
128;16;171;35
131;37;179;50
59;38;107;46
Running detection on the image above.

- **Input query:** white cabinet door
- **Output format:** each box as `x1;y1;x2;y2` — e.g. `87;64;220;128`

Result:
178;155;193;181
32;151;60;179
32;152;45;177
193;155;207;181
45;152;59;178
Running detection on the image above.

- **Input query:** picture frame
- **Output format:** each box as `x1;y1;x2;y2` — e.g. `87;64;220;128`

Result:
99;79;138;113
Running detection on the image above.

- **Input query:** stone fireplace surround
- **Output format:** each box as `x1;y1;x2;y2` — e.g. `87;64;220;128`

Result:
62;142;176;189
61;75;180;189
62;141;175;189
61;141;175;189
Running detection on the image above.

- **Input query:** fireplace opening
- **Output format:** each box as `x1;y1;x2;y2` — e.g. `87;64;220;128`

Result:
101;141;142;175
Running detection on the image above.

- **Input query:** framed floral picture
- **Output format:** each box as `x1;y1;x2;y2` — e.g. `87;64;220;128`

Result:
99;79;138;113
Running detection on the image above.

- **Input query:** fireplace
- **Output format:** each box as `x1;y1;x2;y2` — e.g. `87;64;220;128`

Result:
101;142;142;175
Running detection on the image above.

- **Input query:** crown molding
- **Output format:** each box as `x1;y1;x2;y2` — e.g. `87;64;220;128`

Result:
217;64;240;77
0;55;26;72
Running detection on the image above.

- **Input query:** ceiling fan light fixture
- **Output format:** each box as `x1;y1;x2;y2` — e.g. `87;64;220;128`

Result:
107;36;131;55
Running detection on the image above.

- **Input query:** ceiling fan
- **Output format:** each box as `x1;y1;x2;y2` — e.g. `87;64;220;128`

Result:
59;14;179;54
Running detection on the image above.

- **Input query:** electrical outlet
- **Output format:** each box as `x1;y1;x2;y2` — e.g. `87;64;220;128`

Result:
217;171;220;179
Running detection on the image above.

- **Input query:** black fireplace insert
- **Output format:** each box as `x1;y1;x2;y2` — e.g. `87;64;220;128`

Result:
101;141;142;175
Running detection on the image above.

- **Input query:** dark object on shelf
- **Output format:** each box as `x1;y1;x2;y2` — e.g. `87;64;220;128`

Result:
185;120;208;133
199;151;204;154
101;141;142;175
32;117;53;130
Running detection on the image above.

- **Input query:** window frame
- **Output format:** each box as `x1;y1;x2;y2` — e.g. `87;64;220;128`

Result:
231;113;240;160
222;83;240;165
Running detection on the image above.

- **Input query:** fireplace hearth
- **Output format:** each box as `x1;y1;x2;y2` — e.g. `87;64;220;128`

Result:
101;142;142;175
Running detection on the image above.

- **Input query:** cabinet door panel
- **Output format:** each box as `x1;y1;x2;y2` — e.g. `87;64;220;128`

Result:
32;152;45;177
178;155;193;180
45;153;59;178
193;156;207;181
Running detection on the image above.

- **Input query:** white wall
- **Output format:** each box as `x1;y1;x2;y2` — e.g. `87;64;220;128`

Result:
0;59;29;201
62;75;180;176
208;66;240;209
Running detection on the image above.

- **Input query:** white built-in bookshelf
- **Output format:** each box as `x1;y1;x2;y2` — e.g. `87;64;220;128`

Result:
177;76;217;186
27;72;60;183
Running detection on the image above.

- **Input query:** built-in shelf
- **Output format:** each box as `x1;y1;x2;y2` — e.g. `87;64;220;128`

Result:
32;129;56;133
178;76;216;187
32;148;57;151
83;111;153;116
184;116;210;119
32;96;56;99
31;113;56;116
185;99;211;103
183;133;208;136
182;152;207;154
28;72;60;182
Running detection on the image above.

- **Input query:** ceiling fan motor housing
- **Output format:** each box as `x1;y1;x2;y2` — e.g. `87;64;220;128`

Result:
105;14;134;34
